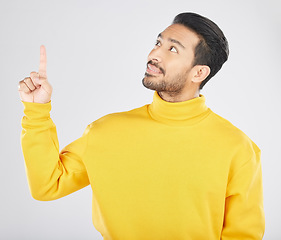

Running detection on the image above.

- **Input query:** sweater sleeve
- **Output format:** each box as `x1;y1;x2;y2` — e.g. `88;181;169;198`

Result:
21;101;90;201
221;143;265;239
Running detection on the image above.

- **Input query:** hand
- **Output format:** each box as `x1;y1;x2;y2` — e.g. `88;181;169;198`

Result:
18;45;52;103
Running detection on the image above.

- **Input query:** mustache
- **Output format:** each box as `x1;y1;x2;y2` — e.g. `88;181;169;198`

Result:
147;60;165;75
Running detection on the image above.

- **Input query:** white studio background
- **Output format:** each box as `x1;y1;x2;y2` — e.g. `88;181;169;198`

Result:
0;0;280;239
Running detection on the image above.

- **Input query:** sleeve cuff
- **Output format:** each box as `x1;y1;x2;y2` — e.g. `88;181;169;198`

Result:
22;101;52;120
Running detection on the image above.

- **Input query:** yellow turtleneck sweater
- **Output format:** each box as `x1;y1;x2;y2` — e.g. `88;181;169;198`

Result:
21;92;265;240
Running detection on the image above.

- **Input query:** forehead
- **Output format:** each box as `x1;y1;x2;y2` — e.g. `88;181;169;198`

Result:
160;24;200;49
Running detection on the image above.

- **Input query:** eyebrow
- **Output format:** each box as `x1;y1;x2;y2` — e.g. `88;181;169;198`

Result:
157;33;186;49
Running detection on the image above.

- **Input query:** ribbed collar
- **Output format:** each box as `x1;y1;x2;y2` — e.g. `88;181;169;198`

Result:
148;92;210;125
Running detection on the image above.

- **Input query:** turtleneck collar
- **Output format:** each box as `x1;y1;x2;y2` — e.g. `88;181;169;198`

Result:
148;91;210;125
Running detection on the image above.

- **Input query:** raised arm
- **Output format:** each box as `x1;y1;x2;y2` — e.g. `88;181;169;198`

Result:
19;46;90;201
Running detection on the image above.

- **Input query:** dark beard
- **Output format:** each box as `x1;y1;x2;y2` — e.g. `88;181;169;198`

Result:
142;73;187;94
142;73;166;91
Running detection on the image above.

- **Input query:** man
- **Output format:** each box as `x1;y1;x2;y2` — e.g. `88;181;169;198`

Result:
18;12;265;239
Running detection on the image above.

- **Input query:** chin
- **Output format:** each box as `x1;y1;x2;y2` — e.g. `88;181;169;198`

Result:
142;77;153;90
142;77;164;92
142;77;154;90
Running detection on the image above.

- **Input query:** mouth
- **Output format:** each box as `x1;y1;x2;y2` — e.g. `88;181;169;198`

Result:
146;63;163;76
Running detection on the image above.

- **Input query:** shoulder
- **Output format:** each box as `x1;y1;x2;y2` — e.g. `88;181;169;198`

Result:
87;104;149;130
206;111;261;176
208;110;260;154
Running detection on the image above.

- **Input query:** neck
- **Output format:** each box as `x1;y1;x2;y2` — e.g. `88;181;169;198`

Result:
158;90;200;103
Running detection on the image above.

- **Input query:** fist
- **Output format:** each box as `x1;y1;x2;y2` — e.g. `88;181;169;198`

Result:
18;45;52;104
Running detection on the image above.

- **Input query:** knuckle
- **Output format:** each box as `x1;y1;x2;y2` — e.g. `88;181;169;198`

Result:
23;78;30;83
30;71;38;77
18;84;29;93
18;83;22;90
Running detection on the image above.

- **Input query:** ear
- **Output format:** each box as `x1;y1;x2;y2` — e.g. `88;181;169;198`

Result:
191;65;211;83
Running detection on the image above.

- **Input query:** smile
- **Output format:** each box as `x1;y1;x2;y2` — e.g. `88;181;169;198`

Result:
146;63;163;75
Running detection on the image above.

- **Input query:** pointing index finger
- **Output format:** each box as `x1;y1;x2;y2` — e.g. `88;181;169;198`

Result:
39;45;47;76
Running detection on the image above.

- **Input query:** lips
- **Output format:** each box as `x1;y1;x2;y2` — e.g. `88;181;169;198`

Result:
146;63;163;75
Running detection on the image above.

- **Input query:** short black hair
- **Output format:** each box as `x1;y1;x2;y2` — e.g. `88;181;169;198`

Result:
173;12;229;89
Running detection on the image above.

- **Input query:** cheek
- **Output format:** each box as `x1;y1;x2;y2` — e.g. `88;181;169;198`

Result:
167;60;188;74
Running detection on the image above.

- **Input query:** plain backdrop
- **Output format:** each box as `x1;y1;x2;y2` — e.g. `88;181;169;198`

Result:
1;0;280;239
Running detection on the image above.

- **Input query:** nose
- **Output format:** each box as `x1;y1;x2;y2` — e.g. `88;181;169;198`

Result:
148;47;162;63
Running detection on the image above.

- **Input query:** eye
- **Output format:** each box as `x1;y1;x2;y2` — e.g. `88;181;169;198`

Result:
155;40;161;47
170;46;178;53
